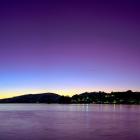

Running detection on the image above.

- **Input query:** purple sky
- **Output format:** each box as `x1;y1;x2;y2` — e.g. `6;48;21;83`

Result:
0;0;140;98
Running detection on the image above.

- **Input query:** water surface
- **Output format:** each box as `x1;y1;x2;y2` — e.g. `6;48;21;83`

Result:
0;104;140;140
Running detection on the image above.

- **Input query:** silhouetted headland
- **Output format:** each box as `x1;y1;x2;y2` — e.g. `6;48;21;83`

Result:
0;90;140;104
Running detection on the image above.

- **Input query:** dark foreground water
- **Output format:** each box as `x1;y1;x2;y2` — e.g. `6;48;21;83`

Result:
0;104;140;140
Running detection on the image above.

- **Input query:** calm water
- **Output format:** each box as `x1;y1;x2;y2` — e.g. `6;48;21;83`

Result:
0;104;140;140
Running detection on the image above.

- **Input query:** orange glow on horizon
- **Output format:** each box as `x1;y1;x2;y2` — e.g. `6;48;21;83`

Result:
0;86;139;99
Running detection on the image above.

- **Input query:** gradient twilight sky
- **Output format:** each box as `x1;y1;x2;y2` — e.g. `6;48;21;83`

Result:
0;0;140;98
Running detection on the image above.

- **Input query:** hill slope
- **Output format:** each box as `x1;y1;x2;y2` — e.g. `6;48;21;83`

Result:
0;93;61;103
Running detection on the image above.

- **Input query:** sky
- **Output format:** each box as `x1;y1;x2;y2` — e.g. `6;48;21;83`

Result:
0;0;140;98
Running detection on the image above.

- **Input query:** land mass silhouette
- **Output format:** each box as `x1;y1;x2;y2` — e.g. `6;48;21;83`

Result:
0;90;140;104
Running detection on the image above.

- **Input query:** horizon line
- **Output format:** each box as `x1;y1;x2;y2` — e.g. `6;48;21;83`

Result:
1;89;140;100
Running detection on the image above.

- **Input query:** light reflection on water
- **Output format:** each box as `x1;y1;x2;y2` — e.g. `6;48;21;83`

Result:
0;104;140;140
